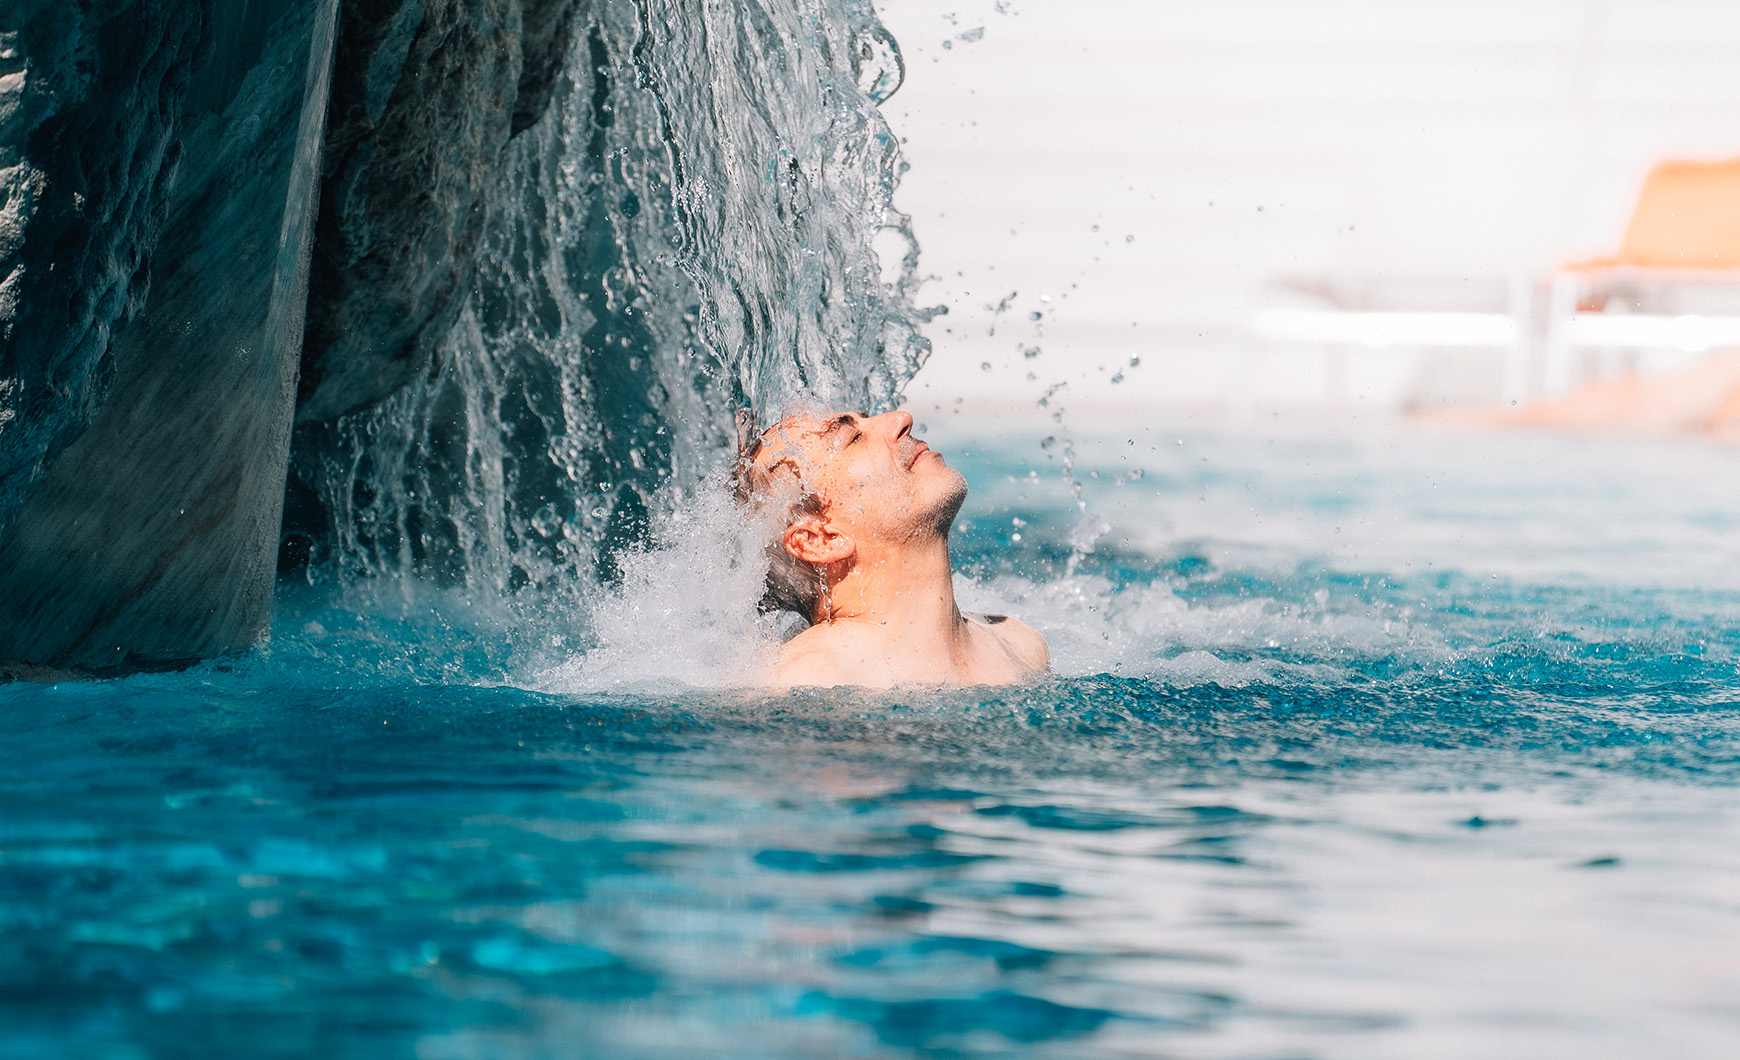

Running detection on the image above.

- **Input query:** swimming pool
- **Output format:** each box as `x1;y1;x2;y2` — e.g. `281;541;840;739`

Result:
5;420;1740;1058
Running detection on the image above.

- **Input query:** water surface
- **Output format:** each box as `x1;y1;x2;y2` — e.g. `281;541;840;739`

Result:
5;422;1740;1058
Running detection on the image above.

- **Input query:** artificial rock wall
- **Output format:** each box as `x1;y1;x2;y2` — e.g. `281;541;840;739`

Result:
0;0;579;673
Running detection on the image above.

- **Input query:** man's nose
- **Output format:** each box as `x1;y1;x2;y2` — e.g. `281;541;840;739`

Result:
876;410;913;442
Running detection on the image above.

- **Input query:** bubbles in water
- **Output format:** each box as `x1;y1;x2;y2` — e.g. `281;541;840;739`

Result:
852;22;906;104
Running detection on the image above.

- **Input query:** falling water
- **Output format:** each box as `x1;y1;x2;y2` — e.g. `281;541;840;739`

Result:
287;0;930;600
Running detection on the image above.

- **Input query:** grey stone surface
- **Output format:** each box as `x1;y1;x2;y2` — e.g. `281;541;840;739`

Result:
0;0;582;670
296;0;578;422
0;0;339;671
0;0;205;530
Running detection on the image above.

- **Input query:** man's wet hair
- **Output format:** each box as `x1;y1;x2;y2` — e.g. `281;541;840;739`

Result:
733;412;826;621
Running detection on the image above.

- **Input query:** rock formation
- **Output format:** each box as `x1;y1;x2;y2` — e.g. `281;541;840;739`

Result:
0;0;339;672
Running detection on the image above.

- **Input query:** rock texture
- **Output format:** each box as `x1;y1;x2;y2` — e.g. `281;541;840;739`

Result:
296;0;578;422
0;0;584;671
0;0;205;529
0;0;339;672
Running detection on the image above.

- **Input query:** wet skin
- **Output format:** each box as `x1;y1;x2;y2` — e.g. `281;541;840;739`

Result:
751;410;1049;689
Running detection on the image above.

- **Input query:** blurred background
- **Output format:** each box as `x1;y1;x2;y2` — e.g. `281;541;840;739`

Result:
878;0;1740;426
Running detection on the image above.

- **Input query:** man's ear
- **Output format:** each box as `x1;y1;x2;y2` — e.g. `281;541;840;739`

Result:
783;515;854;566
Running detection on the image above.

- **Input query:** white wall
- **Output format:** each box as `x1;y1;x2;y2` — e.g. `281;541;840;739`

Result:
877;0;1740;419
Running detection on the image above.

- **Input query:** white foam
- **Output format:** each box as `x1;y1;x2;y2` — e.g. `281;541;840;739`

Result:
493;420;1740;694
529;479;783;694
956;569;1446;687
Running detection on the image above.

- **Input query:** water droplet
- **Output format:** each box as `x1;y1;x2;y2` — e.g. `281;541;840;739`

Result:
531;504;562;537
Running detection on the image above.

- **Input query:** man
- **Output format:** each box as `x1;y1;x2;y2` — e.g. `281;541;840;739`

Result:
736;408;1049;689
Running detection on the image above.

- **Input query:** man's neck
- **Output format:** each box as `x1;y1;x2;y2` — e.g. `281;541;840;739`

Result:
822;534;965;649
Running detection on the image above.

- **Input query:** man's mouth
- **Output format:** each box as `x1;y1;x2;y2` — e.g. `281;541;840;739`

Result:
908;442;936;469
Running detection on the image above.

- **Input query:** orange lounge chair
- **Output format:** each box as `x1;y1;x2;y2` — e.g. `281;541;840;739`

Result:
1568;156;1740;273
1542;156;1740;398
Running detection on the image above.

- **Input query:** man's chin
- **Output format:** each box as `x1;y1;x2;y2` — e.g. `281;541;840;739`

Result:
927;470;969;536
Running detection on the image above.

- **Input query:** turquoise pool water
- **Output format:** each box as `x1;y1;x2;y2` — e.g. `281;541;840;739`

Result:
6;422;1740;1058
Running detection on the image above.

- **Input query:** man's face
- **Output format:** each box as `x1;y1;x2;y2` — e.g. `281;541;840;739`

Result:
753;410;967;544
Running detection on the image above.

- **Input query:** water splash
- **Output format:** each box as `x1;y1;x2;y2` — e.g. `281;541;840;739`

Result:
529;473;788;692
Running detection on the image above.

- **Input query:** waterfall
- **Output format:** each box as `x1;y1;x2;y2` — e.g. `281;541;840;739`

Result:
284;0;930;600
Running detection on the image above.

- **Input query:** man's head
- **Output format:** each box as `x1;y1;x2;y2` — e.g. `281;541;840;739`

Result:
735;409;968;620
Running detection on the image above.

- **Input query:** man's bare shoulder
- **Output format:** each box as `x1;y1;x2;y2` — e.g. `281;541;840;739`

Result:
765;623;883;689
973;613;1050;673
764;615;1048;690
